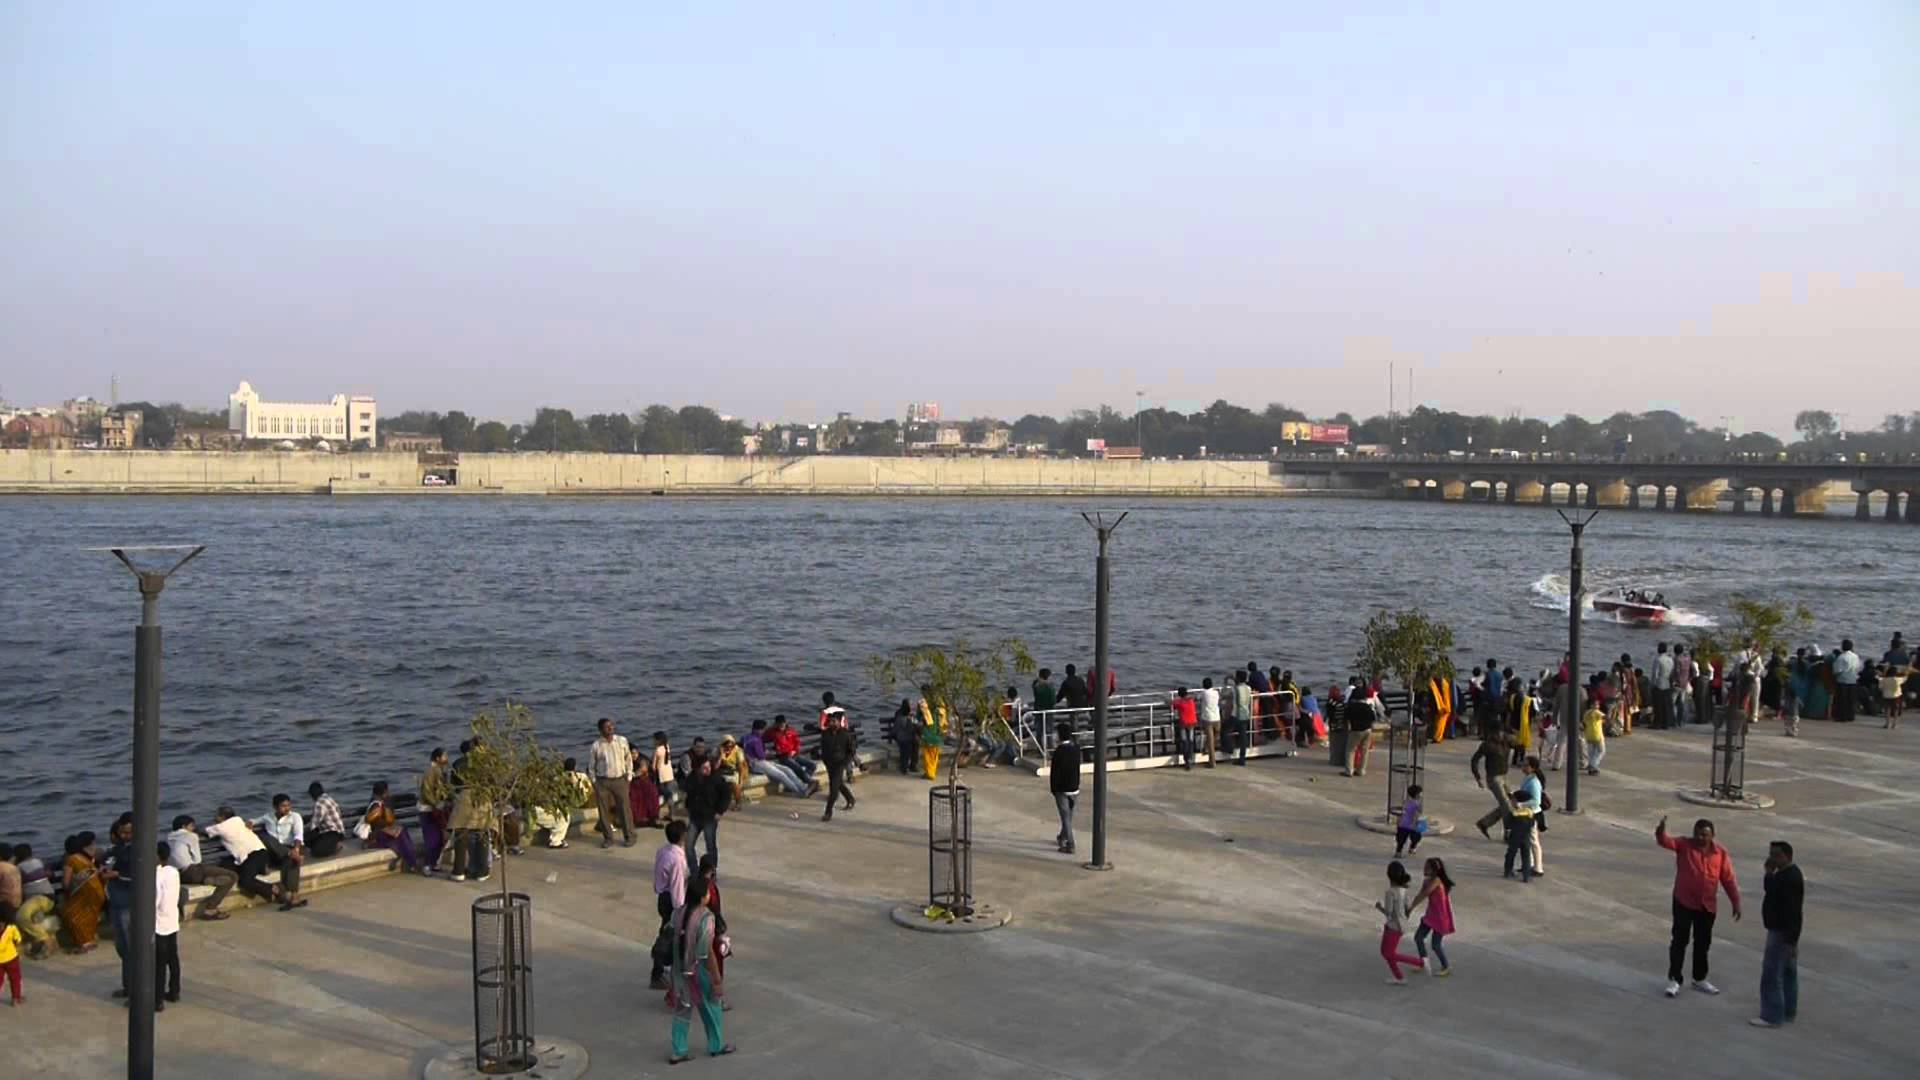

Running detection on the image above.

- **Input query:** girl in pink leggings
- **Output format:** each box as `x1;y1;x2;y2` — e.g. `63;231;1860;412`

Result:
1375;861;1426;984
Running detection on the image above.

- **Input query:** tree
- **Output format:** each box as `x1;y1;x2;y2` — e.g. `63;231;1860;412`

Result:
121;402;175;448
848;420;900;455
1010;413;1061;448
522;407;588;452
455;702;575;1069
1686;597;1814;666
583;412;637;452
471;420;513;452
868;637;1035;919
637;404;686;452
1353;608;1458;689
1793;410;1837;443
438;410;476;451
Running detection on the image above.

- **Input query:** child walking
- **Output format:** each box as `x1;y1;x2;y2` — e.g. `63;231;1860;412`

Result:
1394;785;1425;858
1880;664;1905;729
1374;861;1425;984
1581;697;1607;776
1409;858;1455;977
0;901;23;1004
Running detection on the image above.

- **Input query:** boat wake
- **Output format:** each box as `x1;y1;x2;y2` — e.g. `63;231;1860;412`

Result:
1528;573;1716;628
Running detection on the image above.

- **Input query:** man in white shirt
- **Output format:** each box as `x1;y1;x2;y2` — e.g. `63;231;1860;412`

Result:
153;843;182;1006
205;806;278;905
166;815;235;921
1652;643;1675;730
1832;639;1863;723
253;794;308;910
1199;677;1223;768
590;717;637;849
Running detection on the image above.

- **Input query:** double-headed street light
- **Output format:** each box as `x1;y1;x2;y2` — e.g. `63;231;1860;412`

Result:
91;544;203;1080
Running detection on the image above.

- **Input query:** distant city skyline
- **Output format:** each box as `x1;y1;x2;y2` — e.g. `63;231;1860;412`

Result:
3;4;1914;439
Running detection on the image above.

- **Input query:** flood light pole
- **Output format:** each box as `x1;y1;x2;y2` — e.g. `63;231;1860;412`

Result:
96;544;203;1080
1080;511;1127;871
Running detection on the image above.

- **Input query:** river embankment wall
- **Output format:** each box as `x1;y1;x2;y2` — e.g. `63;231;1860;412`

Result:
0;450;1329;496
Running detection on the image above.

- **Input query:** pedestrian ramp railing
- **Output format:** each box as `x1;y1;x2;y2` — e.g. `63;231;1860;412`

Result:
1015;689;1312;776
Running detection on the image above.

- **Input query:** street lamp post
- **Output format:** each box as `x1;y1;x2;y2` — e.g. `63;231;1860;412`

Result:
1135;390;1144;453
1079;511;1127;871
1553;513;1594;814
94;544;204;1080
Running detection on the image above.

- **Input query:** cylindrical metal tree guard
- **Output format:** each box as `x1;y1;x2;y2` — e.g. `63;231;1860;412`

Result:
472;892;536;1074
1710;710;1746;799
1386;717;1426;823
929;784;973;917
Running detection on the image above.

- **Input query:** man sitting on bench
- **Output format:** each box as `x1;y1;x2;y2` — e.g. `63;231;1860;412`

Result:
254;795;309;911
204;806;282;907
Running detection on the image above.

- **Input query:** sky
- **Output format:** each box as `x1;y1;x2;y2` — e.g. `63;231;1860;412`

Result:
2;3;1915;437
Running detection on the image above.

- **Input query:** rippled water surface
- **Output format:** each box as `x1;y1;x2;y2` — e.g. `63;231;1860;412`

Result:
3;495;1913;842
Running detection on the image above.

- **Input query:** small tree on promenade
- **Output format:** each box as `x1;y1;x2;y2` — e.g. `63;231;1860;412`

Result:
1686;596;1814;666
869;638;1034;918
457;701;574;1071
1354;608;1458;690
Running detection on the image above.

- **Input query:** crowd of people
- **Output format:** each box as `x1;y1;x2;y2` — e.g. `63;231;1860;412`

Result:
0;634;1891;1051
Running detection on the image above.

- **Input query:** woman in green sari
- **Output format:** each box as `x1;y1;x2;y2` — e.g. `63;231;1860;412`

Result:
668;861;734;1064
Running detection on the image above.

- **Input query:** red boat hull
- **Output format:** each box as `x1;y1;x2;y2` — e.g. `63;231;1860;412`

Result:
1593;600;1667;625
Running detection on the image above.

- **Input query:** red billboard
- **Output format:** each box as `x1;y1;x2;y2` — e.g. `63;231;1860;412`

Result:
1310;423;1350;444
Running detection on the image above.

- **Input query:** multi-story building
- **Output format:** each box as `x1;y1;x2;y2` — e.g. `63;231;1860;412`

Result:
384;431;442;452
63;396;108;427
100;409;144;449
227;381;378;445
3;414;74;449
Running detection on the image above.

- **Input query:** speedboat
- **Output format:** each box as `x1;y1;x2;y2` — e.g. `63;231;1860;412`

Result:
1592;588;1670;626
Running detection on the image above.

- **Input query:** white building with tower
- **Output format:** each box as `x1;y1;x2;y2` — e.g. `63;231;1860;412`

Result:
227;381;377;445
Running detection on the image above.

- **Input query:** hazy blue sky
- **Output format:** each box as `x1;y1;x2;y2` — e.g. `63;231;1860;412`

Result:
3;3;1914;436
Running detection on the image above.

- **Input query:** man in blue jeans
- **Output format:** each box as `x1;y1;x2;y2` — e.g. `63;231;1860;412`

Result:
1049;724;1082;854
1752;840;1804;1027
102;814;135;1000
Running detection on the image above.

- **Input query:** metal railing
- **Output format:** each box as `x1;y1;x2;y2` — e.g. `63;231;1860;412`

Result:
1018;689;1318;769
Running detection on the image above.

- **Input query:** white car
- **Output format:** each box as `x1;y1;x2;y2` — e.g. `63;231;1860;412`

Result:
422;474;448;486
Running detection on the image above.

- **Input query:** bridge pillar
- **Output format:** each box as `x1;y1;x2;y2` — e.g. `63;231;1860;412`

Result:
1908;491;1919;523
1504;481;1517;505
1731;487;1747;514
1888;492;1905;522
1760;489;1775;516
1628;484;1642;510
1563;483;1578;508
1857;492;1873;521
1654;486;1668;511
1585;483;1599;508
1780;489;1798;516
1597;481;1630;508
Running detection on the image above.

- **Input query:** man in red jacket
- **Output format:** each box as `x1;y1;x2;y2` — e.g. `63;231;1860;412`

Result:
1656;816;1742;998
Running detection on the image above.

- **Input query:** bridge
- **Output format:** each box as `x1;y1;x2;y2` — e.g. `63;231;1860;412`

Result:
1277;457;1920;522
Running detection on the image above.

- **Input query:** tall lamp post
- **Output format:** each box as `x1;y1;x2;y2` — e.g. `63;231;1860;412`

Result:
94;544;203;1080
1553;513;1594;814
1079;511;1127;871
1134;390;1145;452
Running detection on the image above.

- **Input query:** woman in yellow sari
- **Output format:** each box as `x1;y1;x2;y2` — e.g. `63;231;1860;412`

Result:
58;832;105;952
917;698;947;780
1428;675;1453;742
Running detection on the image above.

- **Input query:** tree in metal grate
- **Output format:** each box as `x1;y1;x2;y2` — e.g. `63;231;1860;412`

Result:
472;892;536;1074
1385;717;1427;825
1710;712;1746;801
929;783;973;917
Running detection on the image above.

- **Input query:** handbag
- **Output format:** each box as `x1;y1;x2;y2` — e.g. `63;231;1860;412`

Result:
1412;819;1428;835
353;821;373;841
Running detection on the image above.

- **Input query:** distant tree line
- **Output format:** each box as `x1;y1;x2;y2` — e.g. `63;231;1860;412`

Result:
123;399;1920;458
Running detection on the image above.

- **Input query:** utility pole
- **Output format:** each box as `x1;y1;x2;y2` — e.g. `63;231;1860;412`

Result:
96;544;204;1080
1134;390;1144;452
1555;512;1595;813
1080;511;1127;871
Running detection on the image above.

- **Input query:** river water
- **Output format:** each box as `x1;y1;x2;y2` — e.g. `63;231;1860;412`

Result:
4;495;1913;843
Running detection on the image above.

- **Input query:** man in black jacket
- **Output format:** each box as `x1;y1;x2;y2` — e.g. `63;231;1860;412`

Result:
1470;725;1515;839
1057;665;1090;710
819;709;857;823
1753;840;1804;1027
1050;723;1082;855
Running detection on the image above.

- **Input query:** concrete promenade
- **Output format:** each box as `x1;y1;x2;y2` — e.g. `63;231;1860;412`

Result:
14;723;1915;1079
